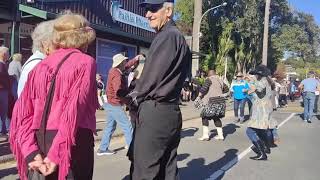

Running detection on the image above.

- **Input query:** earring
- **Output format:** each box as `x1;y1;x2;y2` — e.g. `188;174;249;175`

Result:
46;48;50;55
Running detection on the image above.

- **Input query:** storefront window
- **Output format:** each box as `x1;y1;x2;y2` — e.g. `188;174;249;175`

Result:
96;38;137;82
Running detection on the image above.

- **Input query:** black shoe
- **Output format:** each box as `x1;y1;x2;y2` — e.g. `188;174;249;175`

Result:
307;119;312;123
250;140;268;161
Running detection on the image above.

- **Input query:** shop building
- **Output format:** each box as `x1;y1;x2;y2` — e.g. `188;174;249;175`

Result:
1;0;154;80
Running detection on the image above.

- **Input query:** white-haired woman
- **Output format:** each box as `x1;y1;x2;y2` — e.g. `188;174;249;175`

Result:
8;53;22;99
17;20;56;97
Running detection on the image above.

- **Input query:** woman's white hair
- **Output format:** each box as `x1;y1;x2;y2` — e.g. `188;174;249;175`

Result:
0;46;9;55
31;20;55;53
163;2;174;18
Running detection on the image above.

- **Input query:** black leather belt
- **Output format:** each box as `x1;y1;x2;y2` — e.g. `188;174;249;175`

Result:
144;99;179;106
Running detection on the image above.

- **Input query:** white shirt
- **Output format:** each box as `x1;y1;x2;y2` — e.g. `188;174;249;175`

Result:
17;51;46;97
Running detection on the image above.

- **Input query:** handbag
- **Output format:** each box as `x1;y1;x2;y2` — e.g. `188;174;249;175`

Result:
200;96;226;118
27;51;77;180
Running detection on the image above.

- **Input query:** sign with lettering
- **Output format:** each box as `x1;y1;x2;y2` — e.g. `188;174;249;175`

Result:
110;1;155;33
0;23;35;36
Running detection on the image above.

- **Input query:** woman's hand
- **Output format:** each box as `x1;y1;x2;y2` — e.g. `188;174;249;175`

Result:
28;154;43;171
39;157;57;176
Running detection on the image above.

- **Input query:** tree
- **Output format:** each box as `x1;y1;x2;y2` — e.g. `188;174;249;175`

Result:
272;24;312;62
175;0;194;35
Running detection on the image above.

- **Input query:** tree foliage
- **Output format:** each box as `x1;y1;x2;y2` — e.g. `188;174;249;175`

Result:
175;0;320;80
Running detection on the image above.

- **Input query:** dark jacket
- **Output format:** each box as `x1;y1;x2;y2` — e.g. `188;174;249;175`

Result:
132;20;192;105
0;61;10;90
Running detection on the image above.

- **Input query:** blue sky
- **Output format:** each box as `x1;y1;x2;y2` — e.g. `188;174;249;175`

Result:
288;0;320;25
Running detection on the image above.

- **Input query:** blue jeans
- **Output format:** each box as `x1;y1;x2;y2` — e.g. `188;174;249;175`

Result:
303;92;316;120
99;103;133;151
267;128;279;143
246;127;269;143
0;89;9;133
234;98;246;120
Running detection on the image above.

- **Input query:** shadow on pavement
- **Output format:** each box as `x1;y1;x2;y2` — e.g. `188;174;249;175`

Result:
181;127;198;139
121;153;191;180
0;138;11;157
179;149;239;180
0;167;18;179
177;153;190;162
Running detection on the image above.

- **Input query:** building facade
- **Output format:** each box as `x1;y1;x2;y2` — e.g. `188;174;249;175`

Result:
1;0;154;80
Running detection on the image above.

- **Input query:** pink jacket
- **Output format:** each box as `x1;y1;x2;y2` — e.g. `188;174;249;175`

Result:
10;48;98;180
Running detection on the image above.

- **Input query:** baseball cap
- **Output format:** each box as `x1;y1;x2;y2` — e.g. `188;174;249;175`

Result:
139;0;174;7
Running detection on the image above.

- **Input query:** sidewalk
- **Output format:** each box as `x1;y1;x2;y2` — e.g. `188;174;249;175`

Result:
0;101;233;164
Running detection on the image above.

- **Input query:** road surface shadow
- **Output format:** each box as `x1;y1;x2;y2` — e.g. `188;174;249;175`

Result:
0;167;18;179
209;124;240;140
0;141;11;157
181;127;198;139
179;149;239;180
177;153;190;162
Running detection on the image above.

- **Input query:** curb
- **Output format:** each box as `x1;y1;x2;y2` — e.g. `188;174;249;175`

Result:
0;154;14;164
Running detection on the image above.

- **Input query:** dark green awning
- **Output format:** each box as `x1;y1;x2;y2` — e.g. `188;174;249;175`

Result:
18;4;152;44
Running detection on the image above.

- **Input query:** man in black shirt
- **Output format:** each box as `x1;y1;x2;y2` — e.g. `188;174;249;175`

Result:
129;0;192;179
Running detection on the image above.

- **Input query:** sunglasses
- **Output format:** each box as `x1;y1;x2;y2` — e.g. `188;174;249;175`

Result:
145;4;163;13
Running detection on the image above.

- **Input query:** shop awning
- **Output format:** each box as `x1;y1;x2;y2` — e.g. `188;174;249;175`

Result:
19;4;56;20
18;4;152;44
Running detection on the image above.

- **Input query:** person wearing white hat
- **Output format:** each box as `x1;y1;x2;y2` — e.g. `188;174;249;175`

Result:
97;53;140;156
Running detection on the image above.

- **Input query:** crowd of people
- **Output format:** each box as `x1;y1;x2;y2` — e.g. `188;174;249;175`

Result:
0;0;319;179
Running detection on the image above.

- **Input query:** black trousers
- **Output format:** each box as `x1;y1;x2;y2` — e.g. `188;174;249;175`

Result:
129;101;182;180
202;117;222;127
279;94;287;106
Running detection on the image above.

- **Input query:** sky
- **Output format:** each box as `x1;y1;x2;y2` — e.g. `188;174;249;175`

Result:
288;0;320;25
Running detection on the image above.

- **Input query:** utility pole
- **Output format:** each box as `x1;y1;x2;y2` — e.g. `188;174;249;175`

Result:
192;0;202;77
262;0;271;65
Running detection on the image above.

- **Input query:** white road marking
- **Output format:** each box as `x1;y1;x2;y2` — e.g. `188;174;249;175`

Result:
206;113;296;180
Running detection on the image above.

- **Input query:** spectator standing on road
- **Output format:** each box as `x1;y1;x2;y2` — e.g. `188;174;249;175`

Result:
273;78;281;110
314;77;320;114
96;74;105;110
197;70;225;141
17;20;56;97
8;53;22;99
299;71;320;123
10;14;97;179
246;65;273;161
0;46;10;136
97;53;140;156
230;72;250;124
244;75;254;116
289;80;297;102
279;80;288;107
128;1;192;179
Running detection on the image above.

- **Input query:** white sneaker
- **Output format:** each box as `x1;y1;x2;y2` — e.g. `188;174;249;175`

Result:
97;149;115;156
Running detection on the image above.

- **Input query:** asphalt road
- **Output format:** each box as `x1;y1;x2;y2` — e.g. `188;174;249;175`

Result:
1;103;319;180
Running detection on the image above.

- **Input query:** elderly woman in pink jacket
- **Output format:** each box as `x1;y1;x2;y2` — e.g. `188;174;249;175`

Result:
10;13;97;180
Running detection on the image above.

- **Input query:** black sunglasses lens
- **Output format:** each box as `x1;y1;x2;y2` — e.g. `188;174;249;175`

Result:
145;4;162;13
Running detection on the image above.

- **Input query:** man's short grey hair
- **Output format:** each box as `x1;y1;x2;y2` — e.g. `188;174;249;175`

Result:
31;20;55;53
163;2;174;18
0;46;9;55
